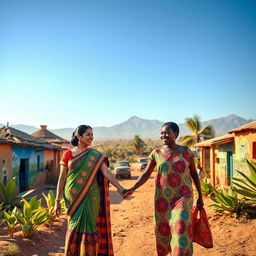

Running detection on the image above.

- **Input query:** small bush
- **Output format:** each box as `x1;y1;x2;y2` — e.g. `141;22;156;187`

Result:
0;242;21;256
14;196;50;238
200;178;217;197
210;187;251;217
0;177;34;211
233;159;256;204
42;190;65;224
3;208;18;237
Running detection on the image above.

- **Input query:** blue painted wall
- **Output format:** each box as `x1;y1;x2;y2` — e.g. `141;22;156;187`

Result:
12;146;44;187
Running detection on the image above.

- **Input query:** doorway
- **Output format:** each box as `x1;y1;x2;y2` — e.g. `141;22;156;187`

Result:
19;158;29;192
227;152;233;186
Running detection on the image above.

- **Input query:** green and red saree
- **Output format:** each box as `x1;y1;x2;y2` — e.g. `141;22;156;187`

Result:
60;148;114;256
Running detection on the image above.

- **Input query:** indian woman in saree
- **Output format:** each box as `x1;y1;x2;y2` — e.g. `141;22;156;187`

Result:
54;125;125;256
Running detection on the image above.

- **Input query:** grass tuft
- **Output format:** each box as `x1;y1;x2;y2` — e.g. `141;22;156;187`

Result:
0;243;21;256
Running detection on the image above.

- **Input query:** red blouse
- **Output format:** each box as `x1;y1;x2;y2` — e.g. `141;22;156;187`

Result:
60;150;72;167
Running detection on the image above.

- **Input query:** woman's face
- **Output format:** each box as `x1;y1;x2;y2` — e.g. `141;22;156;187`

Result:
160;125;177;145
77;128;93;147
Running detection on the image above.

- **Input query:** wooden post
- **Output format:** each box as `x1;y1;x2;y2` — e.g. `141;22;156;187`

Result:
210;145;216;187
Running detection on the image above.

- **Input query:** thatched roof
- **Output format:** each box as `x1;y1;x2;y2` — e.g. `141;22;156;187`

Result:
31;125;68;144
0;136;10;144
0;126;60;150
228;120;256;133
195;134;234;147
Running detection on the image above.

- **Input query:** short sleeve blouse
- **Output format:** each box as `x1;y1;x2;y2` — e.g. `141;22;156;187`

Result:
60;150;72;167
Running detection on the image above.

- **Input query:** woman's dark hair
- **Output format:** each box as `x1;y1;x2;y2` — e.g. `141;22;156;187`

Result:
162;122;179;138
71;125;92;146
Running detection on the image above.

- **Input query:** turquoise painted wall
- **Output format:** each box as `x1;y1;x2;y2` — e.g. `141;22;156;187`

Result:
12;146;44;187
216;143;234;185
218;143;233;174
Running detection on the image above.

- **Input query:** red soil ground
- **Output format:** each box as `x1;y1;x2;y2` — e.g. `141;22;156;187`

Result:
1;169;256;256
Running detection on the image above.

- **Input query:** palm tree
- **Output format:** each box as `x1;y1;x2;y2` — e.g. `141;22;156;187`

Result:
178;115;214;147
131;135;146;155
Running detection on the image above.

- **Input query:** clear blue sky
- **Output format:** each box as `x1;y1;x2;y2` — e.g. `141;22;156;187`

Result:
0;0;255;128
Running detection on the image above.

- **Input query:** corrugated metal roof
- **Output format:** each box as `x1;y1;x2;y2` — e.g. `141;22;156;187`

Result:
195;134;234;147
228;120;256;133
0;126;60;150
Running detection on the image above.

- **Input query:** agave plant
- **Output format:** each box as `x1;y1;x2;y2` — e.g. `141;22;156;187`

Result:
14;196;50;238
3;207;18;237
200;178;217;197
210;187;250;217
0;177;34;210
232;159;256;203
42;190;65;224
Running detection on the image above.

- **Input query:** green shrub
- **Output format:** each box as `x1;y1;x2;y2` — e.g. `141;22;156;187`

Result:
42;190;65;224
232;159;256;203
210;187;251;217
0;177;34;211
3;208;18;237
200;178;216;197
14;196;50;238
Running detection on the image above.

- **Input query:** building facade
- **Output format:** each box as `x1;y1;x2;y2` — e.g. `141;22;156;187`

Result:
195;121;256;187
0;126;60;191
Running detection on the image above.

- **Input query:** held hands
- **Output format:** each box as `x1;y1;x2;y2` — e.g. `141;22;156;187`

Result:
117;186;135;198
123;187;135;199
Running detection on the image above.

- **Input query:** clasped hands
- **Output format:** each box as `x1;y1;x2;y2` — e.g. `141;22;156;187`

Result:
117;187;135;198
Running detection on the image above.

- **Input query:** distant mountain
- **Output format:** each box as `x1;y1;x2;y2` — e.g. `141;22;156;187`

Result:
0;114;254;140
178;114;254;139
93;116;163;139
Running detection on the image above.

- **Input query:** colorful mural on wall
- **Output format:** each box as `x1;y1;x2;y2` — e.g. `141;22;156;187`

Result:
233;138;250;177
11;146;44;189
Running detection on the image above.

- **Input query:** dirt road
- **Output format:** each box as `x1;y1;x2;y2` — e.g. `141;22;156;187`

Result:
111;170;256;256
1;169;256;256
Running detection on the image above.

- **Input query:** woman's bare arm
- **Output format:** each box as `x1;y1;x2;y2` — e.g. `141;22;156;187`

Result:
56;165;68;200
123;159;156;198
100;162;124;195
54;165;68;216
133;159;155;190
189;158;204;209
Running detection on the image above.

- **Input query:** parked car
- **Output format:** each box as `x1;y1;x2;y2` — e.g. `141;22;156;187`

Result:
114;160;131;179
137;158;148;171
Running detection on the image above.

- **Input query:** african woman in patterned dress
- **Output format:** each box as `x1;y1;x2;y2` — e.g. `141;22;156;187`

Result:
54;125;126;256
124;122;204;256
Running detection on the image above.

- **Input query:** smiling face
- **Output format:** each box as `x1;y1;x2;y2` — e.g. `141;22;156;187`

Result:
160;125;177;146
77;128;93;147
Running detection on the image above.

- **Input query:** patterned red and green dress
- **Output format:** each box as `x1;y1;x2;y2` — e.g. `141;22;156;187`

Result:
60;148;114;256
149;146;194;256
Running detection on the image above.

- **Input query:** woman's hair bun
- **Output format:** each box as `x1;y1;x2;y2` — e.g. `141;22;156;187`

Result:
70;125;92;146
70;131;79;146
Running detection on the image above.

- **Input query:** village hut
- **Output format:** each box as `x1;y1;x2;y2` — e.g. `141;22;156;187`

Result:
31;125;70;176
195;120;256;187
0;125;60;191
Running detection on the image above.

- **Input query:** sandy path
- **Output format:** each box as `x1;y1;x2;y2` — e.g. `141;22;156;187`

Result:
1;169;256;255
111;170;256;256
